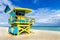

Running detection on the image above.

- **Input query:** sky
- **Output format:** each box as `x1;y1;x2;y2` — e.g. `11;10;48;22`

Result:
0;0;60;26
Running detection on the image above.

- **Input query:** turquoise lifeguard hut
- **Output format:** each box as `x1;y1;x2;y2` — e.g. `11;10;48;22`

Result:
4;6;35;35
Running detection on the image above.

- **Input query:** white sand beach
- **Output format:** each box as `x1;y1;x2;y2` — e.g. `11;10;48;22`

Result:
0;27;60;40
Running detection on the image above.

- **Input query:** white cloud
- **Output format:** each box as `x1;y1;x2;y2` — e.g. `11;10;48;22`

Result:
0;22;8;24
0;0;15;25
0;0;21;26
0;0;15;12
26;8;60;24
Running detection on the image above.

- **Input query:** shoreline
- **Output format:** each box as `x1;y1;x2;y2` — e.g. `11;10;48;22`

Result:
0;27;60;40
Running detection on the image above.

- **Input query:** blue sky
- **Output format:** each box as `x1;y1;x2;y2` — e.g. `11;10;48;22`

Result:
0;0;60;26
9;0;60;9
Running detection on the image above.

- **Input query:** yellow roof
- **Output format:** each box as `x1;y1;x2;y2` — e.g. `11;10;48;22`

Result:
13;8;32;13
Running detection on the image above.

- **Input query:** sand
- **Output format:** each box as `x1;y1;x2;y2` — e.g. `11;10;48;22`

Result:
0;27;60;40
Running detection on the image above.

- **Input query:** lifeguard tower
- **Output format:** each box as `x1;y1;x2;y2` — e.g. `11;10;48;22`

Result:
4;6;35;35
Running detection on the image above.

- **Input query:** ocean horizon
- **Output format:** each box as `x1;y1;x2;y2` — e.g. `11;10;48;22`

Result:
0;26;60;31
31;26;60;31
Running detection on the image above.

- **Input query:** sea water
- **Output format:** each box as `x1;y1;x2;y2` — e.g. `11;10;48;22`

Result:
31;26;60;31
1;26;60;31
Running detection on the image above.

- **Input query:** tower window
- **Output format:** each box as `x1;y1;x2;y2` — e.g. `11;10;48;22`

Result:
15;11;25;16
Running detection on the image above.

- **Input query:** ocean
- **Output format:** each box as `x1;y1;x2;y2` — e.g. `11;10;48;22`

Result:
1;26;60;31
31;26;60;31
